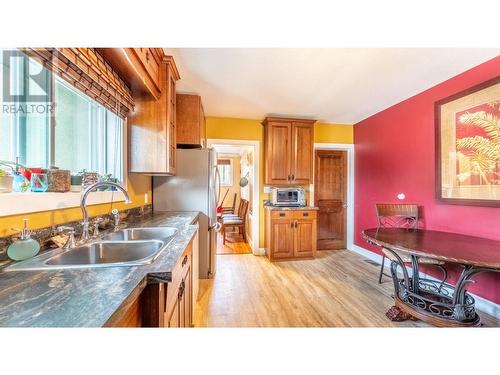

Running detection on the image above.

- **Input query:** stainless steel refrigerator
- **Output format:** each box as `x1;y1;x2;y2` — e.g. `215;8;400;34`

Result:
153;148;221;279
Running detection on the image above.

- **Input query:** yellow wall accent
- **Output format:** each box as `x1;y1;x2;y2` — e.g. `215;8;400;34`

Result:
206;116;354;248
0;174;151;237
315;122;353;144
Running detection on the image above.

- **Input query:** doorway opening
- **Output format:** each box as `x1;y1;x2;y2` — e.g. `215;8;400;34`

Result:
208;139;260;256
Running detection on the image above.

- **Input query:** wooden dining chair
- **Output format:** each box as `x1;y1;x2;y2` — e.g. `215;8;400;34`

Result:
222;199;249;244
221;193;237;215
221;197;242;221
376;203;447;285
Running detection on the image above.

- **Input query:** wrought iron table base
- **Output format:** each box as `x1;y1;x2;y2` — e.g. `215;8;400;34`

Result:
384;248;498;327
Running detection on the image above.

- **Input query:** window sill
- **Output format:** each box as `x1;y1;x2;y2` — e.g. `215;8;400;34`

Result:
0;191;126;217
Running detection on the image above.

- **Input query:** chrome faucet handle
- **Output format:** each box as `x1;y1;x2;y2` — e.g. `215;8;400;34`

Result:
111;209;121;231
80;221;91;243
57;226;76;249
93;217;104;237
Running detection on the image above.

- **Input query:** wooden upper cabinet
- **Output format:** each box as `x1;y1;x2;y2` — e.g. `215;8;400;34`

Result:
128;55;180;175
97;48;163;100
264;120;292;185
166;57;178;175
263;117;315;185
291;122;314;184
132;48;161;93
176;94;206;148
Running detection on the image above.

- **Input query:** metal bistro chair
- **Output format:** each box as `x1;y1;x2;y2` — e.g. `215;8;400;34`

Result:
222;199;249;244
376;203;447;286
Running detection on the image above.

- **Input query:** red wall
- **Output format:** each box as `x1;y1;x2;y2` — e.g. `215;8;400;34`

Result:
354;56;500;305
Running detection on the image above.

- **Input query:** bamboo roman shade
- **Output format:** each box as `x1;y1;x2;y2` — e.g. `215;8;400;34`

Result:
217;159;231;165
22;48;134;118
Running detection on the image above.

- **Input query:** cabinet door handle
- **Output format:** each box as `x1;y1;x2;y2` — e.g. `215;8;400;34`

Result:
182;255;188;267
294;220;298;228
291;174;295;181
290;221;294;228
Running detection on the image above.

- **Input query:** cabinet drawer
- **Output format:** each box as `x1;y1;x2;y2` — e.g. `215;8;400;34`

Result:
270;211;294;220
292;210;317;220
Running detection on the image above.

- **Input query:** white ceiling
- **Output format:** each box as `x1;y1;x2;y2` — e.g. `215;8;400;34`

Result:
164;48;499;124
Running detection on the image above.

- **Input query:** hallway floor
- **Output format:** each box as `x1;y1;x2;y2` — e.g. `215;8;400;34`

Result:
216;231;252;255
194;250;500;327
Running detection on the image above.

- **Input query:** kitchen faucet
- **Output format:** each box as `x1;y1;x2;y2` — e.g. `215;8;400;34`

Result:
80;181;131;242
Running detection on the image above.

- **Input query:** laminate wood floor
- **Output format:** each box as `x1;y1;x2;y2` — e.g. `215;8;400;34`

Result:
216;232;252;255
194;250;500;327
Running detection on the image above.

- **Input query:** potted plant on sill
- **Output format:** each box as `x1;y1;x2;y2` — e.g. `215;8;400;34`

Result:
0;159;31;193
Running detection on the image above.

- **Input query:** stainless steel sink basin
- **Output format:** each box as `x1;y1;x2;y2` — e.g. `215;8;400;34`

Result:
46;240;164;267
4;226;179;272
102;227;178;241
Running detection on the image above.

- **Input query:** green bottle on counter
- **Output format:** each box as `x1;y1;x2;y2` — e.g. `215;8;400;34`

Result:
7;219;40;261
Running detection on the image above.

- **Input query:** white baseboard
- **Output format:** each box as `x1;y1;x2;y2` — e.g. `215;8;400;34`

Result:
349;244;500;320
248;237;265;256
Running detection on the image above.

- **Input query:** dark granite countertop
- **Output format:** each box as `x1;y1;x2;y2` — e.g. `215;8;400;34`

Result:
264;206;318;211
0;211;199;327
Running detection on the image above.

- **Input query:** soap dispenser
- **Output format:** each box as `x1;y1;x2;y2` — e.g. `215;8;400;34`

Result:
7;219;41;261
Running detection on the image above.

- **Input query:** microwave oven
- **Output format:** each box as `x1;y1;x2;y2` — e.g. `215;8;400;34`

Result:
270;187;306;206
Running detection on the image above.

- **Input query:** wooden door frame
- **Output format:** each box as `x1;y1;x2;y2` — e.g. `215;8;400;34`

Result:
312;143;354;251
207;138;262;255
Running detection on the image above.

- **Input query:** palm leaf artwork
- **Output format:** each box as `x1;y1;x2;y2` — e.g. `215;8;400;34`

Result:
456;109;500;185
487;100;500;111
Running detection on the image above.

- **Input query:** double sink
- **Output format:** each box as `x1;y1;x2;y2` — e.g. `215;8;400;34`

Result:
6;227;178;272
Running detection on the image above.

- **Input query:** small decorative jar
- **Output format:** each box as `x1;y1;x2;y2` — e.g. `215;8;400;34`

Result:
43;168;71;192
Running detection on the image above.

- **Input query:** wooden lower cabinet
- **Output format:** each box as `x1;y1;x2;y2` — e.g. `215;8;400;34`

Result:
106;237;194;328
294;219;316;258
166;267;192;328
265;209;317;261
270;220;295;259
164;242;193;328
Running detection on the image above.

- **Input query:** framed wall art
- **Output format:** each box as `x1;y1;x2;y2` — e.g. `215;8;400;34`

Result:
436;76;500;206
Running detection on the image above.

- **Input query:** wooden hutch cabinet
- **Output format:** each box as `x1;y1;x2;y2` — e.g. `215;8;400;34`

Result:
263;117;315;185
265;209;317;261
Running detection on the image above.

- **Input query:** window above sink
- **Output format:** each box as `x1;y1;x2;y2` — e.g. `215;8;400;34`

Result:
0;49;124;183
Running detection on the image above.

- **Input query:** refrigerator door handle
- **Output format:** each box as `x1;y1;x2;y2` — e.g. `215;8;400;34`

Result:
214;165;221;206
